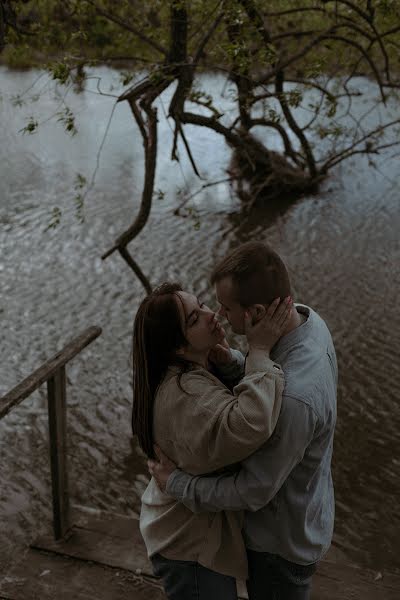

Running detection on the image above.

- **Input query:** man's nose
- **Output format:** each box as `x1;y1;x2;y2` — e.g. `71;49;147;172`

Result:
217;306;226;317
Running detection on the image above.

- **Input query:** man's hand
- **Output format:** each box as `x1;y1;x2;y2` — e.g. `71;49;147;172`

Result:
147;445;177;493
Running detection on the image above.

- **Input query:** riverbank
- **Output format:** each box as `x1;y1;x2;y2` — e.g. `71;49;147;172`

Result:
1;509;399;600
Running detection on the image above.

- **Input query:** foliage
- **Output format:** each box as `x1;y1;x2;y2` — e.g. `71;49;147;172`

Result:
2;1;399;69
2;0;400;289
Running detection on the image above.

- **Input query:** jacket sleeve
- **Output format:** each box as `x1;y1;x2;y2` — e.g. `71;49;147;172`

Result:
166;396;317;512
171;349;284;474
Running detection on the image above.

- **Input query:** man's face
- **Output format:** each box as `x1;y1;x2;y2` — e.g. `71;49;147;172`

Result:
215;276;246;334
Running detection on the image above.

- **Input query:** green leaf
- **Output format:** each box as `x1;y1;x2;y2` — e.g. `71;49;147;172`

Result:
45;207;62;231
285;89;303;108
316;124;345;139
19;117;39;135
325;95;338;118
155;188;165;200
120;71;135;86
75;173;87;189
11;95;24;107
48;61;71;85
56;107;77;136
74;193;85;223
267;109;281;124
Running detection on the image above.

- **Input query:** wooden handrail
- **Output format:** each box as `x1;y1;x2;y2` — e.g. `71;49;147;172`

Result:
0;326;102;420
0;325;102;540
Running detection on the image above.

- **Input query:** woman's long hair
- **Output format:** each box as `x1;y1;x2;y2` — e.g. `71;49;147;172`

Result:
132;282;189;459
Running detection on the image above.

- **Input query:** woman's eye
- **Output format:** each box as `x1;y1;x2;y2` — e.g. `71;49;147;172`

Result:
189;303;205;326
190;313;199;326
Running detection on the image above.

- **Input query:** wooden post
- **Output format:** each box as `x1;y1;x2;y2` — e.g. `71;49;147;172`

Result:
47;366;69;540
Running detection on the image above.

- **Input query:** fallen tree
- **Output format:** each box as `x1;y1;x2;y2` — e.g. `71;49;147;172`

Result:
4;0;400;290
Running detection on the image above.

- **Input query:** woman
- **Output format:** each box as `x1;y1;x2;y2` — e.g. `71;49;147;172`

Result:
132;282;291;599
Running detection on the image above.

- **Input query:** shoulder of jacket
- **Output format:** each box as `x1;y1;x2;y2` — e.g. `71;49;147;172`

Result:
281;393;320;421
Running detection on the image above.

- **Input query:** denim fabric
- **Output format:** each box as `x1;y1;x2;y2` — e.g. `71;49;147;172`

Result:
151;553;238;600
247;550;316;600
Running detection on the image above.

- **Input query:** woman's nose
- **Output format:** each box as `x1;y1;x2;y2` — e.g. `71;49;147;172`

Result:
206;307;216;320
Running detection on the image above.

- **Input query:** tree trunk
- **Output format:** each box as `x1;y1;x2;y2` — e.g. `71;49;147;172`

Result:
227;132;319;207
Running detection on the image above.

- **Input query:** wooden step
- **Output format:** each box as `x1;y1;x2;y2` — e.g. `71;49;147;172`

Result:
1;508;399;599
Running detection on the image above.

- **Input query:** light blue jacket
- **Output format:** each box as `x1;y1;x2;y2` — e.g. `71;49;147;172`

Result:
166;305;338;565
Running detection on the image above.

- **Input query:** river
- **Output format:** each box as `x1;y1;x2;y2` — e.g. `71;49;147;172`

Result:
0;66;399;575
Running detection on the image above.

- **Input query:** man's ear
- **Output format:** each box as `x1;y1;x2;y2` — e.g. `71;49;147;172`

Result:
249;304;266;324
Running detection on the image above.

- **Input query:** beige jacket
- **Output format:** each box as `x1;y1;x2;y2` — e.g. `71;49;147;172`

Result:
139;349;284;579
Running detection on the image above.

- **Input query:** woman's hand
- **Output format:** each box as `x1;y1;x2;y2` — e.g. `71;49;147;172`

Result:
208;334;233;367
148;445;177;493
245;296;293;353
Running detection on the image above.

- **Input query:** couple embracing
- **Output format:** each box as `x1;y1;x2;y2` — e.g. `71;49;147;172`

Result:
132;241;337;600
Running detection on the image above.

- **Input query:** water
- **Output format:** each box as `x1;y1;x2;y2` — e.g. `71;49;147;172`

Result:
0;66;399;575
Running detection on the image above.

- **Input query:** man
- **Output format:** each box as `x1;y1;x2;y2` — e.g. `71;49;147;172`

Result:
149;241;338;600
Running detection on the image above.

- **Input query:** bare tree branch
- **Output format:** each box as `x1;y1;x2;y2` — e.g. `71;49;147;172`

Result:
325;34;386;102
118;247;152;294
320;119;400;171
249;118;305;168
254;28;337;86
174;177;235;215
193;10;224;65
102;98;159;267
275;70;317;177
85;0;167;56
263;7;327;18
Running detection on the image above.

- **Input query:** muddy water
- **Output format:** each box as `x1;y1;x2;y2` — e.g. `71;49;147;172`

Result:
0;67;399;574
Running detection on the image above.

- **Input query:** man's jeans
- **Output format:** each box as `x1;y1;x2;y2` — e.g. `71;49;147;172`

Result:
247;549;317;600
151;553;237;600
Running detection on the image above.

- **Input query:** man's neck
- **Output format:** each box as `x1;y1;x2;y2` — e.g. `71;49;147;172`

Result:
281;306;306;337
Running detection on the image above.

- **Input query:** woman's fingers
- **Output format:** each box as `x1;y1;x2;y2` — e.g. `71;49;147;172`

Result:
265;297;281;318
208;343;232;366
154;444;165;462
279;304;292;329
274;296;293;327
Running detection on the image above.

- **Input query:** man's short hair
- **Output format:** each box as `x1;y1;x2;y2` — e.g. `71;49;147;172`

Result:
210;241;291;306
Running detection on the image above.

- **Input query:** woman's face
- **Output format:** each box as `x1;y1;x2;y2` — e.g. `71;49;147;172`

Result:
175;291;226;353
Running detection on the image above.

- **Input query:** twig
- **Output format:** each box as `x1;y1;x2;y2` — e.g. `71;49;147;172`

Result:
118;247;152;294
193;11;224;65
84;0;167;56
174;177;236;214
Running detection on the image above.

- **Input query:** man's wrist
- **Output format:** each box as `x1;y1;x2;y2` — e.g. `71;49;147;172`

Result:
165;468;191;499
215;348;242;373
248;343;270;353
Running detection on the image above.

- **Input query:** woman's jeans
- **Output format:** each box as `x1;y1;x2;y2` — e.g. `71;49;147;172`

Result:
247;550;317;600
151;553;238;600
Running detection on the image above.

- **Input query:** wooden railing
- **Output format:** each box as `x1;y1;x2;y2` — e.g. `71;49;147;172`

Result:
0;326;102;540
